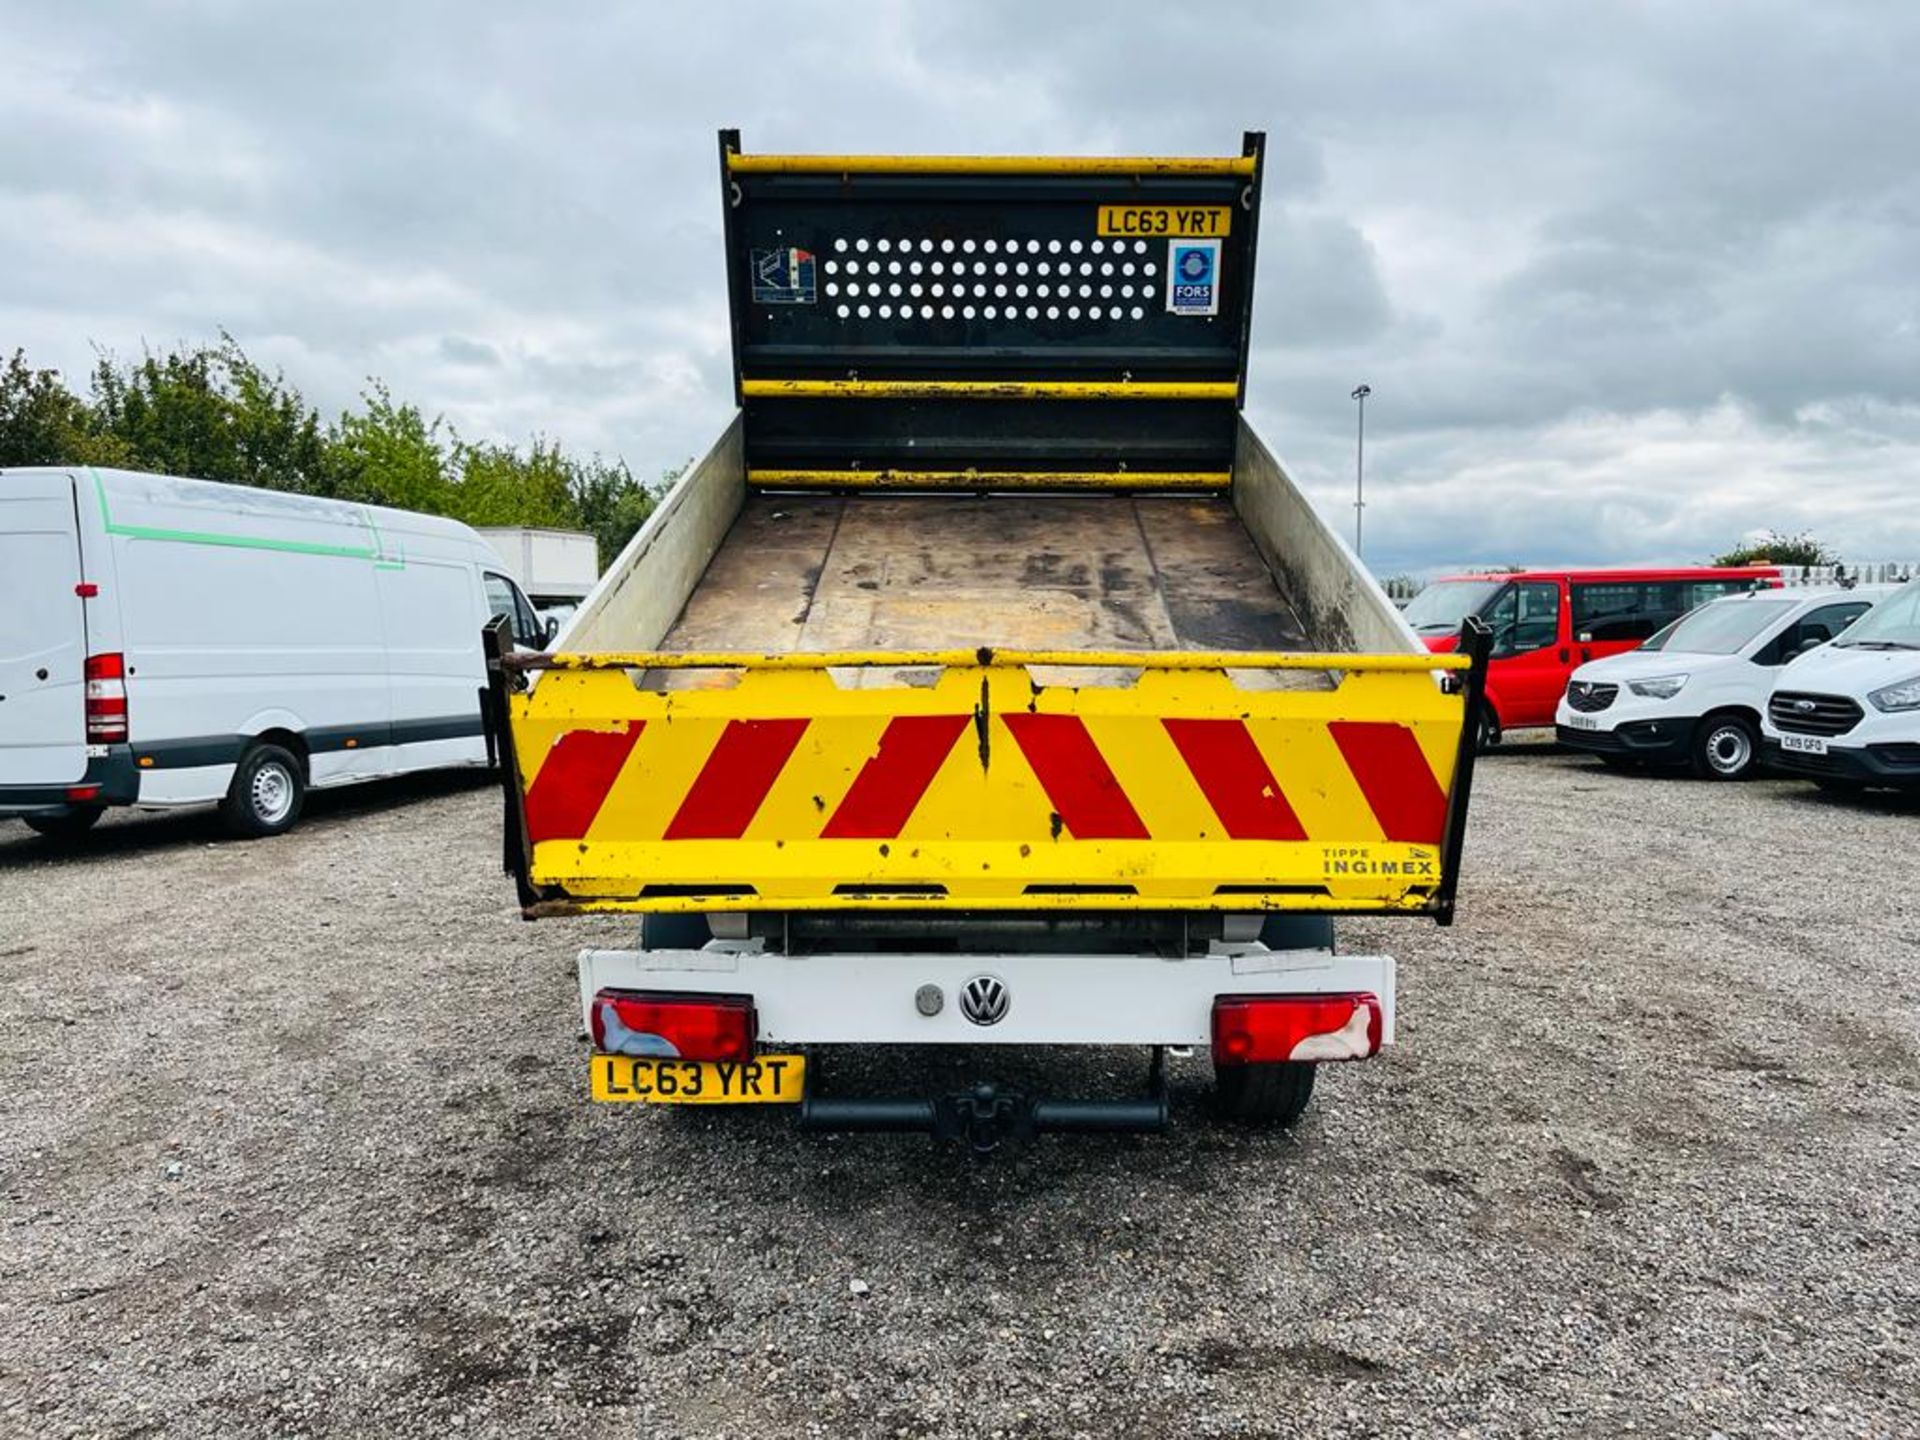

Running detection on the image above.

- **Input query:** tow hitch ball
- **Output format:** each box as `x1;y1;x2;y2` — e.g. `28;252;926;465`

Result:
935;1085;1027;1155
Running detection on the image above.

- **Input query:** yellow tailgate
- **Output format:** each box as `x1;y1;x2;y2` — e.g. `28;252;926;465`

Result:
494;648;1478;918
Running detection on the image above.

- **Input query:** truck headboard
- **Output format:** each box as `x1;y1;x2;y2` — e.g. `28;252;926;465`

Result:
719;131;1266;487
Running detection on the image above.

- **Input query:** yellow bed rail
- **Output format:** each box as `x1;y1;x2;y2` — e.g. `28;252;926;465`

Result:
739;379;1239;402
726;153;1257;177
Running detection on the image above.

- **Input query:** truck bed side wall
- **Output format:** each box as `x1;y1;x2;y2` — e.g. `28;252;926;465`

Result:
560;415;746;654
1231;417;1422;658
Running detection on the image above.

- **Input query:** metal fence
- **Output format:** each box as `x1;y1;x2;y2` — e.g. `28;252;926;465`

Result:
1379;563;1917;604
1774;562;1918;587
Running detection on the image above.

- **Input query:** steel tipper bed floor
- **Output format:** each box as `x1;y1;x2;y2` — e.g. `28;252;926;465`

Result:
659;491;1328;688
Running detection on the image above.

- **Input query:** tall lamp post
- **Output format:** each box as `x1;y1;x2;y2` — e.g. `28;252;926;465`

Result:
1349;383;1371;559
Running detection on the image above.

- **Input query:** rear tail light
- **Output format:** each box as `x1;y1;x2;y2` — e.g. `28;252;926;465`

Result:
84;652;128;743
590;989;755;1061
1211;993;1384;1065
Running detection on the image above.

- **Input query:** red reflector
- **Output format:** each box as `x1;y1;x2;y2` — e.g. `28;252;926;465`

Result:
66;785;101;802
1211;993;1384;1065
590;989;755;1062
84;652;128;743
75;582;99;598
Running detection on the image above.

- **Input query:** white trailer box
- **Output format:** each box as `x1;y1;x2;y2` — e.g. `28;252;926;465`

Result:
477;527;599;606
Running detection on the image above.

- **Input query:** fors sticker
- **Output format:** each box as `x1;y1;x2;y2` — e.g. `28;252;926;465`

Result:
1167;239;1221;317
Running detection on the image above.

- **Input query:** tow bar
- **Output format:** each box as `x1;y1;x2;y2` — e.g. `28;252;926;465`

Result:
798;1050;1171;1153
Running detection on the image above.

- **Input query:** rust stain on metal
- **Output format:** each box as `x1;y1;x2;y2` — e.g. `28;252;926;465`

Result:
973;676;992;770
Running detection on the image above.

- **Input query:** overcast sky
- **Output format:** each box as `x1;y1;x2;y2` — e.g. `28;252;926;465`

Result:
3;2;1915;574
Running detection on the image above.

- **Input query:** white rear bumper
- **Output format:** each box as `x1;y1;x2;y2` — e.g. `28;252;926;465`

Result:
577;942;1395;1048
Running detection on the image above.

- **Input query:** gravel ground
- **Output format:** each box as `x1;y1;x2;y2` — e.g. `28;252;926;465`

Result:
2;747;1916;1438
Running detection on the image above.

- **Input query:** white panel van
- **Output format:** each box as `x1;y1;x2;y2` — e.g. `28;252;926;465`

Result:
0;466;548;839
1761;576;1920;794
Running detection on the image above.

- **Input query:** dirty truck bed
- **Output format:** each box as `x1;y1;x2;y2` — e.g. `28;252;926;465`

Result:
661;492;1312;656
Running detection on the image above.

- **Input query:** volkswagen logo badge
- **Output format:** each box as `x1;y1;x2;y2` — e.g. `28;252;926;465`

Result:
958;974;1010;1027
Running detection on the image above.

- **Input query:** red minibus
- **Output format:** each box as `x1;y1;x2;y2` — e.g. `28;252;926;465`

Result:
1405;567;1783;742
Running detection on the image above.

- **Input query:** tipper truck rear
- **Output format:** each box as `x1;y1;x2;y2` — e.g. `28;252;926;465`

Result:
485;132;1489;1148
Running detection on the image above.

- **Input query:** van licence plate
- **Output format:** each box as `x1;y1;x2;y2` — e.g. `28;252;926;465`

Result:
1780;733;1828;755
1564;714;1600;731
590;1054;805;1105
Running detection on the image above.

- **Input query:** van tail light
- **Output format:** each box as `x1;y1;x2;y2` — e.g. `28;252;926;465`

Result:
84;652;128;743
1211;993;1384;1065
590;990;755;1061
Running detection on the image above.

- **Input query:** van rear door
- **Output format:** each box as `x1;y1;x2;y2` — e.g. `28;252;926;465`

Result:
0;471;89;785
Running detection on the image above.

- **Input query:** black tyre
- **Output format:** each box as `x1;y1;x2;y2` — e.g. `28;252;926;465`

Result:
1690;714;1758;780
23;806;105;840
220;743;305;837
1475;704;1502;753
1214;1060;1317;1126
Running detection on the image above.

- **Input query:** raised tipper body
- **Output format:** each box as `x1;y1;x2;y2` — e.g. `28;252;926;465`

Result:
486;133;1488;1146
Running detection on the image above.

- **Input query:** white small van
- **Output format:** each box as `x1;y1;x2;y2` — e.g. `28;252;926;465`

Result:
1554;585;1894;779
1762;576;1920;794
1;466;549;839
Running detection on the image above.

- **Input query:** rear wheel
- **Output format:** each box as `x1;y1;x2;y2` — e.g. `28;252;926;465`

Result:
1690;714;1758;780
23;806;105;840
1214;1061;1317;1126
220;743;305;837
1475;704;1502;753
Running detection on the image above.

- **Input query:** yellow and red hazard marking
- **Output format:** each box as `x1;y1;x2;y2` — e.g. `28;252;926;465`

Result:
507;658;1469;913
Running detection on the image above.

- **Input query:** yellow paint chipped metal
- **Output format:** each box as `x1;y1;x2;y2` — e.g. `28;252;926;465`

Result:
727;154;1257;176
739;379;1238;401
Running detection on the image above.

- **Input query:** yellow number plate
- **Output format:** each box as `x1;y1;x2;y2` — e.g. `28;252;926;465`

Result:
590;1054;806;1105
1096;205;1231;238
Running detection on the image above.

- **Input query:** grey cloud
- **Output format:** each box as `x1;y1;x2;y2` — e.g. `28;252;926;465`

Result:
0;1;1914;572
438;335;501;367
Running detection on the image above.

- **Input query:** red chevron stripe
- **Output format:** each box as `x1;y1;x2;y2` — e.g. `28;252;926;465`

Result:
821;714;971;839
664;718;810;840
1002;713;1149;840
1162;718;1307;840
524;720;644;844
1328;721;1448;843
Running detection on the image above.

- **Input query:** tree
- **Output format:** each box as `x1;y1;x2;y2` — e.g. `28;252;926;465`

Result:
451;436;579;529
572;456;678;564
87;336;328;492
325;383;451;513
3;335;677;560
0;350;126;467
1713;531;1836;567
